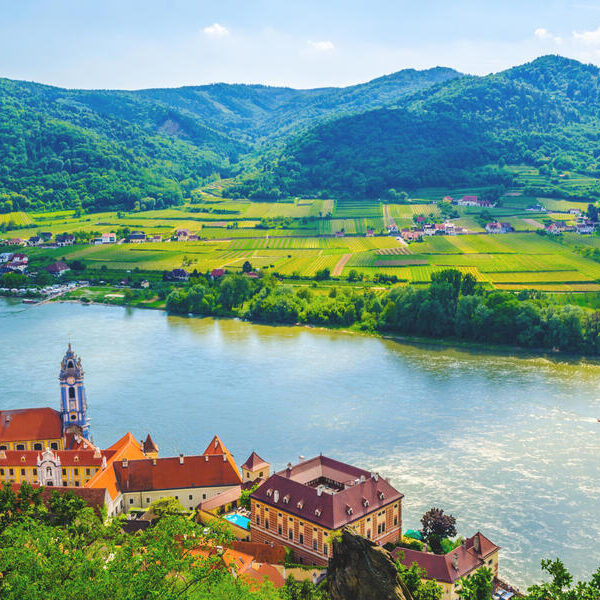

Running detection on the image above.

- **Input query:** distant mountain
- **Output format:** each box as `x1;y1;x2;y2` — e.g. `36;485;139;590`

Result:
0;66;462;211
240;55;600;198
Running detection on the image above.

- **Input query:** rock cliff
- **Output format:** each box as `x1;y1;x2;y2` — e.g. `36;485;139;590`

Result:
328;529;413;600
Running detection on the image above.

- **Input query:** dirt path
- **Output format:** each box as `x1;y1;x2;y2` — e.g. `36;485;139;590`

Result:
332;253;353;276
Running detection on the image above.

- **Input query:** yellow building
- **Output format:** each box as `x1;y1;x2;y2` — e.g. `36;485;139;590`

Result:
393;532;500;600
241;451;270;483
0;407;64;451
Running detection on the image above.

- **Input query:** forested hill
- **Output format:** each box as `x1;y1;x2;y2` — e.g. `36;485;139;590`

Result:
0;67;460;212
238;55;600;199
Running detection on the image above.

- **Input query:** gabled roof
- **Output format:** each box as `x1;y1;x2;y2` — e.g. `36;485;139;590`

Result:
202;435;240;476
392;532;500;584
85;432;146;499
251;456;403;530
113;452;242;493
143;434;158;454
0;408;62;442
241;451;269;472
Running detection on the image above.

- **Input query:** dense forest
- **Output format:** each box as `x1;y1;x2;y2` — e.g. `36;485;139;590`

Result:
233;56;600;199
0;67;457;212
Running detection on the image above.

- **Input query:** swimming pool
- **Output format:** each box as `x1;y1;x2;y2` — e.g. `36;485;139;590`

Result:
223;513;250;530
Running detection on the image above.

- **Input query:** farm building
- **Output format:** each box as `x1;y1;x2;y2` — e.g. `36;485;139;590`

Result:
45;262;70;276
485;222;513;234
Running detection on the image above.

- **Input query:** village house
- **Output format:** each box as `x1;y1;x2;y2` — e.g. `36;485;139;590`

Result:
174;229;191;241
39;232;53;242
0;252;13;263
545;222;566;235
147;234;162;243
93;232;117;245
392;532;500;600
166;268;189;282
6;238;26;246
456;195;496;208
335;230;345;238
485;222;513;234
28;236;43;246
45;261;70;276
127;231;146;243
250;455;403;565
210;268;225;280
365;229;375;237
241;451;270;483
577;221;596;234
526;204;546;212
112;435;243;512
55;233;75;246
386;224;399;234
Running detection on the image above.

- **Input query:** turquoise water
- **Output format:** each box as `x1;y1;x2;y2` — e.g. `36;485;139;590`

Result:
224;513;251;530
1;298;599;586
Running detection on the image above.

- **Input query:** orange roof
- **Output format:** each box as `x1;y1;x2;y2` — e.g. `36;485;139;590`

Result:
201;435;241;481
0;408;62;442
85;432;145;499
242;563;285;590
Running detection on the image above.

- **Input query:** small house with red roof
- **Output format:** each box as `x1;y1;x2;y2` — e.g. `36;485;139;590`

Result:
45;261;70;276
211;268;225;280
241;451;270;483
392;532;500;600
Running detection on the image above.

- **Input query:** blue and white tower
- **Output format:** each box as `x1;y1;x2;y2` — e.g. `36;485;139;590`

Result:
59;344;90;440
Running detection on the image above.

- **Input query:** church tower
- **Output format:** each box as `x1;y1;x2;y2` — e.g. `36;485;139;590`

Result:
59;344;90;440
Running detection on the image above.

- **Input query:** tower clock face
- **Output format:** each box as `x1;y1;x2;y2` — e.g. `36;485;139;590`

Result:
66;376;75;385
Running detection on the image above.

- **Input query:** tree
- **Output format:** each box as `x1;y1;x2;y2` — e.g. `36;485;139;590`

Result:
420;508;457;554
395;553;442;600
48;489;87;526
242;260;253;273
456;567;493;600
240;482;260;511
587;203;599;222
150;496;187;519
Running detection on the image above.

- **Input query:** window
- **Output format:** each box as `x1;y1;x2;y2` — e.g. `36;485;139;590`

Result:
367;530;371;539
34;443;42;450
33;468;37;476
62;468;66;476
259;471;263;477
73;468;78;475
278;525;282;535
189;495;193;500
256;516;260;525
394;516;398;526
299;533;304;545
20;469;25;476
313;540;318;550
71;415;77;420
62;480;67;486
0;469;3;476
129;498;134;504
265;520;269;530
175;496;178;500
0;445;6;450
9;468;14;476
146;498;150;503
69;387;76;399
202;493;206;500
324;545;328;557
75;481;80;487
16;444;24;450
86;469;90;476
51;443;58;450
288;530;293;540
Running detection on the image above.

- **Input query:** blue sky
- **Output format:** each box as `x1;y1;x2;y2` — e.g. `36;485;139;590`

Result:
2;0;600;89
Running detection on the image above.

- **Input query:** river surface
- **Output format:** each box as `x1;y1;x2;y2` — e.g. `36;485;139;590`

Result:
1;297;599;586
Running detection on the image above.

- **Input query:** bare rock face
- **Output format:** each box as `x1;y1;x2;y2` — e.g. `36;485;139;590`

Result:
328;529;412;600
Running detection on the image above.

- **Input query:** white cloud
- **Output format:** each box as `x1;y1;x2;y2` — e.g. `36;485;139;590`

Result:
534;28;562;44
307;40;335;52
573;26;600;45
203;23;229;38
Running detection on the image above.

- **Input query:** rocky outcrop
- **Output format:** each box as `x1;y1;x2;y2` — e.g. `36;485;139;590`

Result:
328;529;413;600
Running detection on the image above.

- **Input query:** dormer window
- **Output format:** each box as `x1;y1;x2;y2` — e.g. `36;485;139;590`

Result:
283;495;290;504
346;505;353;515
362;498;369;508
266;488;273;497
378;492;385;500
297;500;304;509
315;508;321;517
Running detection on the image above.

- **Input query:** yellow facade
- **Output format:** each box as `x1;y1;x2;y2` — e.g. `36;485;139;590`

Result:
0;438;64;451
0;463;99;487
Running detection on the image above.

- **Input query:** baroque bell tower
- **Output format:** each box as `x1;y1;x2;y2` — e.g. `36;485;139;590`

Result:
59;344;90;440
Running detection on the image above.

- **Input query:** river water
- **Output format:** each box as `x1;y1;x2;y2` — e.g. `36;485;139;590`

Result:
0;298;598;586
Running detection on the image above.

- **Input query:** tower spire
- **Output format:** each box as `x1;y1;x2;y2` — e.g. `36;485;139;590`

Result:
59;344;90;441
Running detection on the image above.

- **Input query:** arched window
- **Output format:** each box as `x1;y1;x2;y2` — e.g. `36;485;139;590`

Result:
67;361;74;368
71;414;77;421
68;387;76;399
46;467;52;477
34;443;42;450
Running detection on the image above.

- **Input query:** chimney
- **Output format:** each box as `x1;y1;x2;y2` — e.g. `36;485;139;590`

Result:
223;455;227;462
452;553;459;570
286;462;292;472
152;458;157;466
122;458;128;468
373;473;379;482
179;454;184;465
298;455;305;463
205;455;209;462
101;456;107;469
317;485;324;496
473;534;480;553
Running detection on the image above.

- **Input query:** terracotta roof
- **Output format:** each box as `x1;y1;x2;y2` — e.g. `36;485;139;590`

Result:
242;562;286;589
85;432;146;499
143;434;158;454
46;261;69;273
198;485;242;511
0;408;62;442
0;448;115;467
241;451;269;472
201;435;240;477
231;541;286;565
114;453;242;493
392;532;500;584
10;483;109;516
251;456;403;530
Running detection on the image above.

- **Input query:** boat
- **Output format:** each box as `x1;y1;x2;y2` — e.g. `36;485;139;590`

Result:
22;298;38;304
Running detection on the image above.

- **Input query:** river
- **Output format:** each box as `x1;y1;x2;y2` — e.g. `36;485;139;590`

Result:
0;298;598;586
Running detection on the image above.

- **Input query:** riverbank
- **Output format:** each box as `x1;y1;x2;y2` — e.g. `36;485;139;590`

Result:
42;289;600;365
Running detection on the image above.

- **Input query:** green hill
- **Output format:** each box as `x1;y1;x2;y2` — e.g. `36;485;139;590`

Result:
239;55;600;199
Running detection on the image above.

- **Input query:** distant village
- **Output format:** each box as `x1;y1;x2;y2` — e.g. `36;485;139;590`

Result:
0;345;516;598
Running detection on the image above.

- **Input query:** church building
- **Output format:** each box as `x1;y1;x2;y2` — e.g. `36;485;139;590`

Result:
0;344;91;451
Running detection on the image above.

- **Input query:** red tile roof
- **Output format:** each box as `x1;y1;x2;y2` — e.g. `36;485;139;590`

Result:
114;453;242;493
143;434;158;454
231;541;286;565
198;485;242;511
241;451;269;472
0;408;62;442
392;532;500;583
0;448;115;467
251;456;403;530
